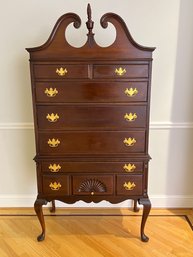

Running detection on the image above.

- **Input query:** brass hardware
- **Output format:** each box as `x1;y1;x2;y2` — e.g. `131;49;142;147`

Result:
115;67;126;76
123;137;136;147
49;164;61;172
48;138;60;147
49;182;61;191
123;163;136;172
56;67;67;76
124;113;137;122
45;88;58;97
91;192;94;195
123;181;136;190
46;113;59;122
124;87;138;97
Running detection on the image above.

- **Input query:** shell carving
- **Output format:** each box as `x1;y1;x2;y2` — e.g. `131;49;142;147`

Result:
78;179;107;193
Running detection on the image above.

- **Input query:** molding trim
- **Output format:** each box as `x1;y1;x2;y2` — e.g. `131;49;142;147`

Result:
150;122;193;130
0;123;33;130
0;122;193;130
0;194;192;208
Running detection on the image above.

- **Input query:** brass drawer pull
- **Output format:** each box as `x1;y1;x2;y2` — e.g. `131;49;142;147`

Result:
49;164;61;172
123;163;136;172
124;113;137;122
56;67;67;76
123;137;136;147
45;88;58;97
115;67;126;76
49;182;61;191
48;138;60;147
46;113;59;122
124;87;138;97
123;181;136;190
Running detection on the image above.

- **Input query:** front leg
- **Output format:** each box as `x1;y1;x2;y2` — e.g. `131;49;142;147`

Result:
34;198;47;241
138;198;151;242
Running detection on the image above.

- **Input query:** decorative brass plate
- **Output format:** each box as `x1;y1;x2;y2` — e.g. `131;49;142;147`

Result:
123;163;136;172
56;67;67;76
46;113;59;122
115;67;126;76
123;181;136;190
45;88;58;97
123;137;136;146
47;138;60;147
49;182;61;190
48;164;61;172
124;87;138;97
124;113;137;122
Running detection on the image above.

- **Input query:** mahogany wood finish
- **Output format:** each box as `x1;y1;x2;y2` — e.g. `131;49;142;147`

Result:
35;81;148;103
26;4;155;242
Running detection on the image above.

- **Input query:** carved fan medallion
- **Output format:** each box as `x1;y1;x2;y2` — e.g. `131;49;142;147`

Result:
78;178;107;193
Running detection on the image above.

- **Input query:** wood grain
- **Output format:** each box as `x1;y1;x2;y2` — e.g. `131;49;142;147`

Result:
0;208;192;257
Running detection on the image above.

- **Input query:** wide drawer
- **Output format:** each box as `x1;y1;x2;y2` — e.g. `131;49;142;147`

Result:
72;175;114;195
38;131;146;155
41;161;144;174
33;64;88;79
93;64;148;79
42;175;69;195
37;105;147;130
116;175;143;195
36;81;148;103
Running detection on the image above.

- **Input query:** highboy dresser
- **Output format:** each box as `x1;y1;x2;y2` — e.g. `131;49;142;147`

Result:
26;4;155;242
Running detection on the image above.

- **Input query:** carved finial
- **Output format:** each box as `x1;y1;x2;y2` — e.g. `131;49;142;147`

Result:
87;3;91;21
86;3;94;37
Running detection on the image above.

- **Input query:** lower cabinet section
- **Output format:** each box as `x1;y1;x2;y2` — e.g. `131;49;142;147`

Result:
41;174;143;196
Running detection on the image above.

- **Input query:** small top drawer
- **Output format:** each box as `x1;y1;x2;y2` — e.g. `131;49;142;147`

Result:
93;64;148;79
33;64;88;79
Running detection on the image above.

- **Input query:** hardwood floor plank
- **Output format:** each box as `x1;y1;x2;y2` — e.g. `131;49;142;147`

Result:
0;208;192;257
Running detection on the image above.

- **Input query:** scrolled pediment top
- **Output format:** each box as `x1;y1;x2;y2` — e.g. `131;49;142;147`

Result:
26;4;155;59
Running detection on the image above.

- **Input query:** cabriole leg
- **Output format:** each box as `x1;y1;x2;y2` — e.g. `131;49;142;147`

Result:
138;198;151;242
133;199;139;212
50;200;56;213
34;198;47;241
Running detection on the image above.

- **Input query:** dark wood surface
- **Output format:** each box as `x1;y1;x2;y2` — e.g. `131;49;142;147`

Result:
40;160;144;173
38;131;146;155
27;4;155;242
35;81;148;103
37;105;147;129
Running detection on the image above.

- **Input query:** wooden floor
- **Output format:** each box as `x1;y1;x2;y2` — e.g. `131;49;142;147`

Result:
0;208;192;257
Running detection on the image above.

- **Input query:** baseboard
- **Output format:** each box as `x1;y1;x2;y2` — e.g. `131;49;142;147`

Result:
1;122;193;130
0;194;192;208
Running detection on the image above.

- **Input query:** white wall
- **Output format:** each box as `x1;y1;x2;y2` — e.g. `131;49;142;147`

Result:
0;0;193;207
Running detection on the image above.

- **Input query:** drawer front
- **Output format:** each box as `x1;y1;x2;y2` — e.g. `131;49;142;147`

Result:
116;175;143;195
37;105;147;130
38;131;146;155
42;175;69;195
33;64;88;79
93;65;148;79
72;175;113;195
36;82;148;103
41;161;144;174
